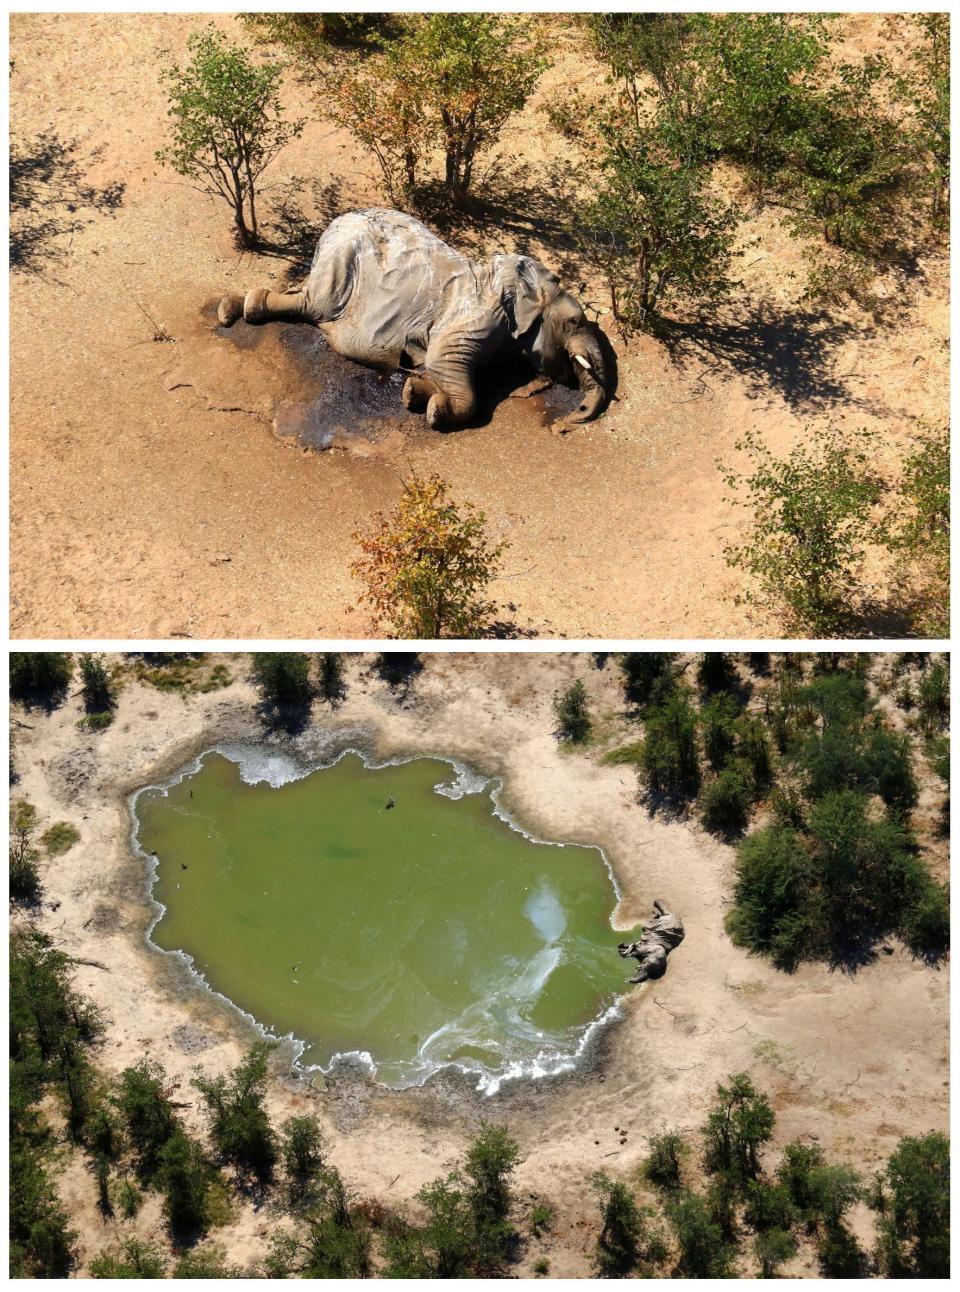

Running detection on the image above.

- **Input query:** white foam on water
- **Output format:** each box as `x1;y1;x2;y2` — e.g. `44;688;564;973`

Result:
523;882;567;943
130;741;630;1098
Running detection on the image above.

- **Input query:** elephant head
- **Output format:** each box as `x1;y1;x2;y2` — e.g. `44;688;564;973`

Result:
503;257;614;423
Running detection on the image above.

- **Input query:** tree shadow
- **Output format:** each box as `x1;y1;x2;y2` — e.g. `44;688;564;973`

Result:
656;303;879;415
10;131;124;274
255;699;313;736
256;177;346;279
373;653;422;698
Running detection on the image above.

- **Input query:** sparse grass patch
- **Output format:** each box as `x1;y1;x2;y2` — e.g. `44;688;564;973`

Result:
41;823;80;856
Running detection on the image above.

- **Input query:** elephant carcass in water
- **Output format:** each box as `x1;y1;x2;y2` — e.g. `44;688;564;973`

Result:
618;900;685;984
217;208;613;429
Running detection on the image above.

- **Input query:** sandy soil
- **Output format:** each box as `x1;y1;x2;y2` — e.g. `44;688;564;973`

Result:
9;13;948;639
11;654;948;1276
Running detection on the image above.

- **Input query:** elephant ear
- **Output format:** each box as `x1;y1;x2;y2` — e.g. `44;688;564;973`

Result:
503;255;561;339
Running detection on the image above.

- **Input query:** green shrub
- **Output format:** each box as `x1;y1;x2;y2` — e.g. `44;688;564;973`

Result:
194;1042;278;1184
316;653;345;704
9;1140;78;1277
88;1236;167;1279
701;761;753;836
902;881;949;961
702;1072;775;1184
112;1059;180;1178
585;120;739;331
158;1131;211;1234
642;1130;687;1193
281;1114;328;1204
251;653;313;709
172;1244;243;1278
79;653;114;717
10;800;42;903
640;691;701;801
726;826;813;969
754;1226;797;1277
872;1131;949;1277
590;1171;643;1277
10;652;73;707
530;1201;554;1236
669;1190;734;1277
265;1167;371;1277
553;679;591;744
157;26;303;246
116;1178;142;1219
700;693;740;771
619;653;676;707
721;426;884;635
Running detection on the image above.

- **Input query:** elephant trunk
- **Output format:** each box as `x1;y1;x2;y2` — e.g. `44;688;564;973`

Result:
566;327;610;423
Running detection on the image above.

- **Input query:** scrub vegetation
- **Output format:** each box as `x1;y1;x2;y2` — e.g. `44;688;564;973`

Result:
602;651;949;968
9;652;949;1277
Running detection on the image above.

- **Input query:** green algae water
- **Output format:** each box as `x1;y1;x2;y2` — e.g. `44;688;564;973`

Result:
134;747;636;1092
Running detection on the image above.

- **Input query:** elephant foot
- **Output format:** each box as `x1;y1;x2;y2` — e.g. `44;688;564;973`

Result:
402;376;433;413
217;294;244;327
242;287;271;323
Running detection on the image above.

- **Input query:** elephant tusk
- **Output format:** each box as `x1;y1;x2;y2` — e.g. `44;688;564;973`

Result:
573;354;592;372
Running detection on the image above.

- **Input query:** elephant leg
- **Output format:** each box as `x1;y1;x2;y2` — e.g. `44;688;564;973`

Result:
217;287;309;328
401;375;438;413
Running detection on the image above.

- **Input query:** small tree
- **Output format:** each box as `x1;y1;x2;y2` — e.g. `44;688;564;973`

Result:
640;691;701;801
193;1042;277;1184
464;1124;521;1266
173;1245;243;1278
887;424;949;636
591;1171;642;1276
265;1167;371;1277
721;426;884;635
10;652;73;707
754;1227;797;1278
643;1130;687;1193
553;679;591;744
112;1059;180;1178
700;761;753;836
702;1072;775;1184
281;1114;328;1204
586;121;739;331
872;1131;949;1277
88;1236;167;1279
158;1131;211;1234
351;473;508;639
316;653;345;705
669;1190;733;1277
251;653;313;708
79;654;114;718
329;15;545;203
157;27;303;247
10;800;42;903
619;652;676;707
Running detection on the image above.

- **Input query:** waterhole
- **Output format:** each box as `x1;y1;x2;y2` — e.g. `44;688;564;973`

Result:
134;747;638;1092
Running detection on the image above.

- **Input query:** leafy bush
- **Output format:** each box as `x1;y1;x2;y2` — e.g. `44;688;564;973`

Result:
902;880;949;961
157;26;303;246
112;1059;180;1178
10;800;42;903
721;426;884;635
585;120;739;331
619;653;676;707
316;653;345;705
553;679;591;744
351;473;508;638
158;1131;211;1234
669;1190;734;1277
591;1171;642;1276
643;1130;687;1193
9;1139;78;1277
700;693;739;771
266;1166;371;1277
328;16;545;204
700;761;753;836
193;1042;278;1184
464;1123;521;1267
172;1244;243;1278
251;653;313;709
639;690;701;802
88;1236;167;1278
702;1072;775;1184
754;1226;797;1277
281;1114;328;1204
872;1131;949;1277
78;653;114;718
10;652;73;707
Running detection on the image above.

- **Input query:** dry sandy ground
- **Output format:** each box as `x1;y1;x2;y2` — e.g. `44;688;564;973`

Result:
9;13;948;639
11;654;948;1276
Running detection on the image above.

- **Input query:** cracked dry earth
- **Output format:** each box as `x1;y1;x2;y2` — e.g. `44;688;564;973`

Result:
10;12;949;638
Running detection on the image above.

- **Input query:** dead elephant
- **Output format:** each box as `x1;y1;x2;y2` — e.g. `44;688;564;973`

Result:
618;900;685;984
217;208;613;429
